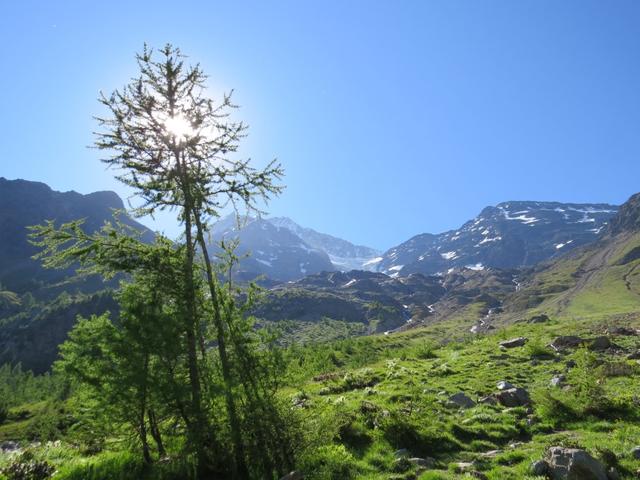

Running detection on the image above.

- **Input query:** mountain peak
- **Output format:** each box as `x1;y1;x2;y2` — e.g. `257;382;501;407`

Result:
608;192;640;235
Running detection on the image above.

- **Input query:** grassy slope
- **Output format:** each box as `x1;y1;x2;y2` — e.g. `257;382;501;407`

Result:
2;234;640;479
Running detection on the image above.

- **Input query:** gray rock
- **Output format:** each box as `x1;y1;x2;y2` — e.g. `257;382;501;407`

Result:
588;336;612;351
447;392;476;409
394;448;410;458
500;337;528;348
627;351;640;360
478;395;498;405
531;459;549;476
280;472;303;480
409;457;435;468
497;380;515;390
607;467;620;480
545;446;607;480
565;359;577;369
550;374;566;387
496;387;531;407
605;326;637;336
0;441;20;452
631;446;640;459
550;336;584;352
529;314;550;324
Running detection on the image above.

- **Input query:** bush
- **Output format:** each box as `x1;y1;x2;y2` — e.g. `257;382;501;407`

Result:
299;444;359;480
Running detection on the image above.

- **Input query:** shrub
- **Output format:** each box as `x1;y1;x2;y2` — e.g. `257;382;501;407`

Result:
299;444;359;480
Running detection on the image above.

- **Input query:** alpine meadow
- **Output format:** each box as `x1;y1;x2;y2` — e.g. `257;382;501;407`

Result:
1;2;640;480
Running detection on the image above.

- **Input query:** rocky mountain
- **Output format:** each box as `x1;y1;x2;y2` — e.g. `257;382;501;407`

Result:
252;266;519;339
211;215;336;282
0;177;153;296
267;217;381;271
377;201;618;277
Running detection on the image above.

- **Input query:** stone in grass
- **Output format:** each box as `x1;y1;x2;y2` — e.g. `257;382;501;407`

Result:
627;351;640;360
499;337;528;349
453;462;488;479
545;446;607;480
631;446;640;459
496;387;531;407
409;457;435;468
478;395;498;405
497;380;515;390
550;336;584;353
394;448;410;458
529;314;550;324
447;392;476;409
588;336;612;351
550;374;566;387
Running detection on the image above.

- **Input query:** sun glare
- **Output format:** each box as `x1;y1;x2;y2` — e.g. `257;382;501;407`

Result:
164;114;195;140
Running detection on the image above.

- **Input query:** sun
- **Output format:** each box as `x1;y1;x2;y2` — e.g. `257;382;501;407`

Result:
163;114;195;140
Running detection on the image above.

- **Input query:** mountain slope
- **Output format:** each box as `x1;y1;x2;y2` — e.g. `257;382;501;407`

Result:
378;201;618;277
505;208;640;320
267;217;381;271
211;215;335;282
0;177;153;296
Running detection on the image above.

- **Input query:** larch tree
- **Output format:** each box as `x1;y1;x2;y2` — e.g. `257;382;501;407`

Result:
93;44;283;477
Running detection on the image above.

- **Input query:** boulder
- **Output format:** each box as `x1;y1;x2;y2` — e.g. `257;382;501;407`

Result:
529;314;550;323
631;446;640;460
531;459;549;476
447;392;476;409
500;337;528;348
588;336;612;351
497;380;515;390
496;387;531;407
545;446;607;480
627;351;640;360
550;336;584;352
550;374;566;387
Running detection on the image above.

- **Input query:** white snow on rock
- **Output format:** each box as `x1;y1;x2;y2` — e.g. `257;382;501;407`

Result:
363;256;383;267
256;258;272;267
388;265;404;271
477;236;502;246
441;251;458;260
465;263;484;271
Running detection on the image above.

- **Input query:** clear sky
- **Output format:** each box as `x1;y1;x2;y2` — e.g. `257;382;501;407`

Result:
1;1;639;251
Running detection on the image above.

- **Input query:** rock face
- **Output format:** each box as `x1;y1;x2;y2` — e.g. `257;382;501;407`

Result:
211;215;336;282
0;177;153;294
268;217;381;271
545;447;607;480
377;201;618;276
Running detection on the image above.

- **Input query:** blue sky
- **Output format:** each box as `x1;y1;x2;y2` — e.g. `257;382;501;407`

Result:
1;1;639;250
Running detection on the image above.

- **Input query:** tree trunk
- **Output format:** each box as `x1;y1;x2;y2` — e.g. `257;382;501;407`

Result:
148;409;166;457
192;212;249;479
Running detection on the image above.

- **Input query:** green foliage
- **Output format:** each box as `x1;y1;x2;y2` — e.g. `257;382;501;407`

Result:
299;444;359;480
